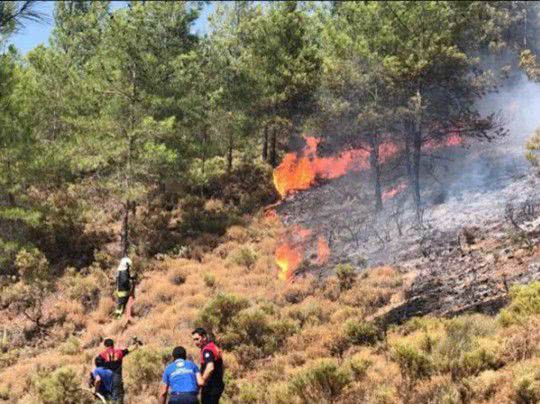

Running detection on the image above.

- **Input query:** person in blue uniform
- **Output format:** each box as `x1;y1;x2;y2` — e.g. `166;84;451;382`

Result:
159;346;203;404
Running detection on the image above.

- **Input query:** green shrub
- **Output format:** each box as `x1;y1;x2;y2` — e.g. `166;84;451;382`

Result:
289;358;351;404
197;293;250;335
0;384;9;400
0;349;18;370
499;282;540;326
347;353;372;380
58;336;81;356
459;345;502;377
15;248;51;284
33;366;93;404
344;319;380;346
392;343;432;381
285;299;327;327
124;347;166;395
463;370;503;401
514;372;540;404
203;273;216;288
265;382;294;404
229;246;258;270
347;354;373;380
237;382;261;403
223;308;297;356
335;264;356;291
61;270;102;311
179;195;240;238
436;315;498;376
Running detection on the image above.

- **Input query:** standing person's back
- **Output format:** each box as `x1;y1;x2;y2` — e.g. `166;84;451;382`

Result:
159;346;202;404
99;338;137;404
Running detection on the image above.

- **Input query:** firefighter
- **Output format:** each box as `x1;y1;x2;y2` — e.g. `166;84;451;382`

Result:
114;257;134;318
191;328;224;404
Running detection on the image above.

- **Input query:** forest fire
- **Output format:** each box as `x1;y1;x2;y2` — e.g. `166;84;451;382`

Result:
273;136;401;197
273;134;463;279
275;225;311;280
272;135;461;197
275;243;303;280
382;181;408;201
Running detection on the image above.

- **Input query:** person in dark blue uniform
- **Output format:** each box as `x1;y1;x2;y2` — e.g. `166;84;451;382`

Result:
91;356;114;402
159;346;203;404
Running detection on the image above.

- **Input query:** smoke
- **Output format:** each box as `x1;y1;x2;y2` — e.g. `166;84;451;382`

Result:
479;74;540;149
443;74;540;197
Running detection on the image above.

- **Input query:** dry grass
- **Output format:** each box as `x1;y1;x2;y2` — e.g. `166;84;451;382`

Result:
2;215;540;404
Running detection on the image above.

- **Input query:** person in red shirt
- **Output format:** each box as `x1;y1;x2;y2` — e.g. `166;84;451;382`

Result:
98;338;139;404
191;328;225;404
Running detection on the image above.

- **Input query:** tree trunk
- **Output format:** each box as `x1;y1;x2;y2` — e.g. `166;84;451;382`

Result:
227;131;233;174
262;123;268;161
270;125;278;167
6;160;15;206
408;88;423;222
121;201;129;257
369;136;383;212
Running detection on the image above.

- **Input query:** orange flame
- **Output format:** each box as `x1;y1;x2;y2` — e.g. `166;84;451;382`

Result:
275;225;311;280
425;134;463;150
272;134;462;280
382;181;408;201
274;135;462;197
276;243;304;280
316;236;330;265
273;137;376;197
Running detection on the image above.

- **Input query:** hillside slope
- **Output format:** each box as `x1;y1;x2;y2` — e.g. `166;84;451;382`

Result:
2;205;540;403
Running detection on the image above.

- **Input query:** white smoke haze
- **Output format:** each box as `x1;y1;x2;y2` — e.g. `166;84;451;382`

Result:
442;74;540;197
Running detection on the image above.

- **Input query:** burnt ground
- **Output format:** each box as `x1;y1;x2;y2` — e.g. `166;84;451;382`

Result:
275;143;540;325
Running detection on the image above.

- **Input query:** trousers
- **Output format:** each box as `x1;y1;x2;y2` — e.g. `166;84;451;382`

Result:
201;389;223;404
168;392;200;404
111;372;124;404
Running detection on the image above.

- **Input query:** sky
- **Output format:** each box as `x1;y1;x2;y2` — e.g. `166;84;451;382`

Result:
8;1;213;54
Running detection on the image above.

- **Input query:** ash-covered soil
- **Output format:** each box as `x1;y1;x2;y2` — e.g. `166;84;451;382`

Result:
276;142;540;324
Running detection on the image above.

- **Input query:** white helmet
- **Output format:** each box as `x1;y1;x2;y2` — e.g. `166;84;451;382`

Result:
117;257;132;272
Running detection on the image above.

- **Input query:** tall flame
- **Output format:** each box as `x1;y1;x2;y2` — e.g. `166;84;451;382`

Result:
273;137;395;197
274;135;462;197
275;225;311;280
275;243;304;280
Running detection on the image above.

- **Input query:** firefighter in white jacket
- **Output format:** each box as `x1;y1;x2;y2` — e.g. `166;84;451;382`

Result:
114;257;133;318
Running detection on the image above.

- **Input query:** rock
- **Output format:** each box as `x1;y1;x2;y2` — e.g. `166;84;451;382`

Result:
529;260;540;273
